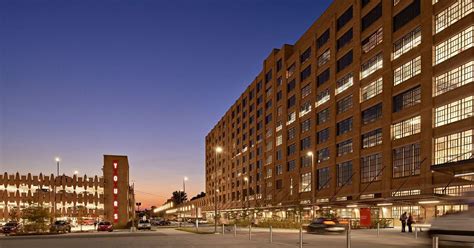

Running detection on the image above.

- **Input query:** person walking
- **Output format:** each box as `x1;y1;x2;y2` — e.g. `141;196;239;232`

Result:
407;213;414;233
399;212;407;232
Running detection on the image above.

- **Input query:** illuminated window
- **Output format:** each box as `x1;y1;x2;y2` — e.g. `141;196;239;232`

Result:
336;73;353;95
392;27;421;60
299;101;312;117
318;49;331;66
316;88;330;107
434;26;473;65
360;77;382;102
286;112;296;125
299;173;312;192
394;56;421;85
393;143;421;178
361;153;382;182
434;61;473;96
361;128;382;148
276;134;282;146
435;0;473;34
392;116;421;140
434;129;473;164
362;27;383;54
434;96;473;127
361;53;383;79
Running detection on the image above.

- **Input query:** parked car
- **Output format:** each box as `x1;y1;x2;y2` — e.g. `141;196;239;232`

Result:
137;220;152;230
50;220;72;233
306;218;345;234
157;220;171;226
97;221;113;232
2;222;23;235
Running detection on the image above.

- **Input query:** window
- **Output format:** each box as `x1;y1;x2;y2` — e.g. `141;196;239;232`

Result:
393;56;421;85
287;160;296;171
300;101;311;117
393;143;421;178
337;50;353;72
434;61;473;96
337;95;353;114
362;27;383;54
317;108;330;124
362;103;382;124
361;0;370;8
337;6;353;30
300;173;312;192
276;165;283;175
300;136;311;150
391;115;421;140
337;29;353;50
265;69;272;83
276;149;282;160
277;77;282;86
287;127;296;140
317;69;330;86
362;128;382;148
361;153;382;183
286;63;296;79
301;156;312;167
393;0;420;32
434;96;473;127
276;134;283;146
287;95;296;108
393;86;421;112
361;53;383;79
337;161;353;186
318;49;331;66
316;88;330;107
435;0;473;34
287;144;297;156
301;65;311;82
301;118;311;133
276;59;282;72
276;179;283;189
287;79;296;92
317;29;330;48
434;26;473;65
336;73;353;95
360;77;383;102
301;84;312;98
265;114;272;124
434;130;473;164
300;47;312;64
361;2;382;31
337;139;353;156
393;26;421;60
318;167;330;189
317;128;330;144
337;117;353;135
317;147;330;162
287;112;296;125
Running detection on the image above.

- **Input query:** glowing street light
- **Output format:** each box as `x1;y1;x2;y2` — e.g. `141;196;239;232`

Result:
214;146;223;233
307;151;315;218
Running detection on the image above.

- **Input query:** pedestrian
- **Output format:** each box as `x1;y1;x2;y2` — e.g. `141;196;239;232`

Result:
407;213;414;233
399;212;407;232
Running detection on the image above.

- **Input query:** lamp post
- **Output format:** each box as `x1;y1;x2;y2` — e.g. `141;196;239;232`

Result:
183;176;188;201
307;151;315;219
214;146;223;233
54;157;60;221
244;177;249;220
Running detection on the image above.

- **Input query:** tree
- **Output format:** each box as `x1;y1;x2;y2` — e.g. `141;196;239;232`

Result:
22;206;50;233
190;192;206;201
171;191;187;205
9;207;21;221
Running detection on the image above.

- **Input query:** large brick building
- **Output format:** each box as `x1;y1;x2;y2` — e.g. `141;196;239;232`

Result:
204;0;473;223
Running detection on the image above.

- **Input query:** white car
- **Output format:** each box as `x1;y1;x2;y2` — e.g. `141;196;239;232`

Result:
137;220;152;230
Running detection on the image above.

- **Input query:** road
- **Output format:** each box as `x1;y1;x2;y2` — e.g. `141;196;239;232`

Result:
0;226;470;248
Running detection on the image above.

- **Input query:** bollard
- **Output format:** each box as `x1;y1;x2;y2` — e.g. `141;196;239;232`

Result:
234;224;237;237
377;222;380;237
269;226;273;243
432;236;439;248
415;226;418;239
299;226;303;248
196;219;199;232
249;225;252;240
346;219;351;248
222;224;225;235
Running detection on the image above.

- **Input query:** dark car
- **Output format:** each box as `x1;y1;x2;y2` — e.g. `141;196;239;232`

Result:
50;220;72;233
2;222;23;235
306;218;345;234
157;220;171;226
97;221;113;232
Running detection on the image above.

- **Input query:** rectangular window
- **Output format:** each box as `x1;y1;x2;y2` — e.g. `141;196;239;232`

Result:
434;61;473;96
276;134;283;146
287;143;296;156
301;84;312;98
361;153;382;182
300;65;311;82
287;79;296;92
276;179;283;189
337;139;353;156
393;143;421;178
337;161;353;186
393;56;421;86
276;165;283;175
276;59;282;72
360;77;383;102
301;156;312;168
300;47;312;63
287;160;296;171
287;95;296;108
361;53;383;79
336;73;353;95
435;0;473;34
318;167;330;189
362;128;382;148
317;29;330;48
337;6;353;30
265;69;272;83
300;173;312;192
299;101;311;117
337;28;353;50
337;117;353;135
362;27;383;54
393;86;421;112
300;136;311;150
316;88;330;107
434;26;473;65
287;127;296;140
393;0;420;32
393;26;421;60
337;95;353;114
301;118;311;133
317;108;330;124
317;147;330;163
318;49;331;66
286;63;296;79
337;50;353;72
391;115;421;140
362;103;382;124
317;69;330;86
434;130;473;164
361;2;382;31
434;96;473;127
317;128;330;144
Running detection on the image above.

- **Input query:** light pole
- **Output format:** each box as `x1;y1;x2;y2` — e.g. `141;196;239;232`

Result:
183;176;188;201
307;151;315;219
244;177;249;220
54;157;60;221
214;146;223;233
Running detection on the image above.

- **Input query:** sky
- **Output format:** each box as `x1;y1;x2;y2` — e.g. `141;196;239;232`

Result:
0;0;332;208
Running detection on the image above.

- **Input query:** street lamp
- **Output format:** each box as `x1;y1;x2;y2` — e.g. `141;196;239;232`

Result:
74;170;79;176
307;151;315;219
243;177;249;219
183;176;188;201
53;157;61;221
214;146;222;233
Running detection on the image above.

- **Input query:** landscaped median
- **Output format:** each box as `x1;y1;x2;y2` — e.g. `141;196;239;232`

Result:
175;227;215;234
